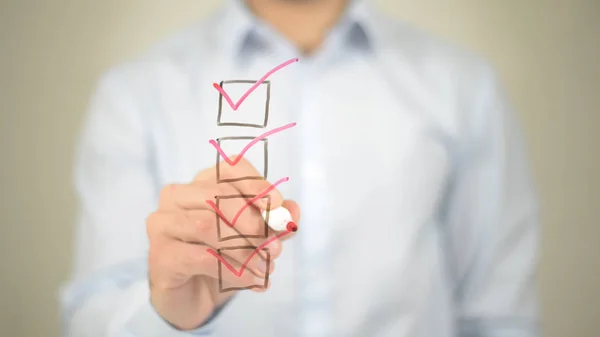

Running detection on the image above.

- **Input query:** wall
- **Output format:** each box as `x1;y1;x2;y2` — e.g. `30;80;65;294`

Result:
0;1;598;336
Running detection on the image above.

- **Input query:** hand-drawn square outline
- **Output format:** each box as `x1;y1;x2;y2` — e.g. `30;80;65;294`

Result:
217;80;271;128
215;137;268;183
217;246;271;292
215;194;271;242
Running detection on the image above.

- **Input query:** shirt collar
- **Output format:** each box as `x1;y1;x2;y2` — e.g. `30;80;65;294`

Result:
218;0;380;60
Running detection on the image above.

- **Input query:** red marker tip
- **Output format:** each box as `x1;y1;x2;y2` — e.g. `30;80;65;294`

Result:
213;83;221;88
286;222;298;232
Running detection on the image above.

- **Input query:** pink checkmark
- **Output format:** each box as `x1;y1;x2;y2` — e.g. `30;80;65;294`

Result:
209;122;296;166
207;229;294;277
213;58;299;110
206;176;289;228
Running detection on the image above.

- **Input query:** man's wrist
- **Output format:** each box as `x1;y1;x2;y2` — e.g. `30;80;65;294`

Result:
122;282;219;336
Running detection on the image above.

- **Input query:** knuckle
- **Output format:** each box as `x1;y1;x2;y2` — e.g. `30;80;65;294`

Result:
151;279;169;290
173;212;189;230
236;156;256;170
194;211;214;234
151;242;179;272
184;248;208;272
217;163;234;181
145;213;162;239
196;249;213;268
219;160;255;182
192;180;220;200
159;184;176;202
148;271;172;290
192;179;211;190
268;191;284;207
177;211;210;241
179;254;194;272
265;240;282;258
148;245;164;268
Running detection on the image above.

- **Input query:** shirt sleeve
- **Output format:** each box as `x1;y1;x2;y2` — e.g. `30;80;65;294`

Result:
59;67;218;337
441;65;540;337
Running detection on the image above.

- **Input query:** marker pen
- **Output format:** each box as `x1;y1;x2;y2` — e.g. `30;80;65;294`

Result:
262;207;298;232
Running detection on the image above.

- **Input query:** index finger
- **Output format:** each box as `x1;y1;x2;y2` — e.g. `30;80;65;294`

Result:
195;156;285;210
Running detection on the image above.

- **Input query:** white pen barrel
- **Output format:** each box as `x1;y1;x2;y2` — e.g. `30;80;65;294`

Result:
262;207;296;232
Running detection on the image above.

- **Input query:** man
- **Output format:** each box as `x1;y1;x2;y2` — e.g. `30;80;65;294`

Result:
60;0;540;336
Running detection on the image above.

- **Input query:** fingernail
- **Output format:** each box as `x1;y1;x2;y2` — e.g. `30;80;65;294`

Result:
254;276;266;286
258;199;270;211
257;259;268;274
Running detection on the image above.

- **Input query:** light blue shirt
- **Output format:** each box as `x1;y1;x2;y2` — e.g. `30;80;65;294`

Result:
60;1;540;336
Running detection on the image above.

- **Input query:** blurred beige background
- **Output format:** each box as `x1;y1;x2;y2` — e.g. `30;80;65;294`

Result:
1;0;598;336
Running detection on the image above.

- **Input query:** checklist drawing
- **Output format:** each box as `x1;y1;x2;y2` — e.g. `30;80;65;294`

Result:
216;246;271;292
213;57;298;111
206;176;289;232
208;228;294;292
215;136;269;183
213;194;271;241
216;80;271;128
207;58;299;293
210;122;296;183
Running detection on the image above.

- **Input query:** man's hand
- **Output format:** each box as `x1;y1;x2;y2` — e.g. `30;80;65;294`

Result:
146;157;300;330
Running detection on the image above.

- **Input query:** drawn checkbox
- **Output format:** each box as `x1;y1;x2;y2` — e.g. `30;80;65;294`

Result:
217;246;271;292
217;80;270;128
214;194;271;241
215;136;268;183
